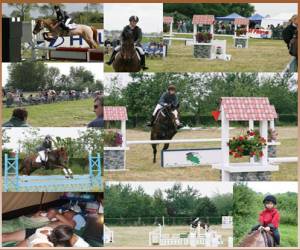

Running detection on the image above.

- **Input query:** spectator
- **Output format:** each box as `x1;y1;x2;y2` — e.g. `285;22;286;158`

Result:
3;108;30;127
87;95;104;128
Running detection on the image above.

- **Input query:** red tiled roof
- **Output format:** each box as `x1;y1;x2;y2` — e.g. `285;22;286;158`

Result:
234;18;249;26
104;106;128;121
192;15;215;25
163;16;174;24
220;97;278;121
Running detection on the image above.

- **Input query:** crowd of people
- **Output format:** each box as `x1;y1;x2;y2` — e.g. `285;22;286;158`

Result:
3;89;103;108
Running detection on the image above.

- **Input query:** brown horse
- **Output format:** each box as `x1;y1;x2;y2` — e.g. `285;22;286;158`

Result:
239;229;275;247
33;18;99;49
150;104;178;163
20;148;70;176
112;28;141;72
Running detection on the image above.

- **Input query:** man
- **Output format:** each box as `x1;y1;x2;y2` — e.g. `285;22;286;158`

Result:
54;5;74;30
147;85;183;129
282;14;298;72
88;95;104;128
106;16;148;70
3;108;30;127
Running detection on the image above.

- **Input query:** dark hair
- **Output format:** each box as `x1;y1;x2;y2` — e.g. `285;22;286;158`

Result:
94;95;104;106
12;108;28;121
48;225;74;247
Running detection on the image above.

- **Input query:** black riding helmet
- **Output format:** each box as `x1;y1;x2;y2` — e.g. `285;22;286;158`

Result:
263;195;277;205
54;5;60;10
129;15;139;23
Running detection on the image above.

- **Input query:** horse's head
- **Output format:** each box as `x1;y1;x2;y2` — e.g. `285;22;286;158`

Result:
120;29;135;61
56;147;68;165
33;19;45;35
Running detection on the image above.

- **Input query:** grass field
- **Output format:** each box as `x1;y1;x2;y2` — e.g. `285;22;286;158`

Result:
2;99;95;127
105;225;232;247
163;35;290;72
106;126;297;181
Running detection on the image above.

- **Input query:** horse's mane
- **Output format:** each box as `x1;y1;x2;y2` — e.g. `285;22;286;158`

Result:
238;230;261;247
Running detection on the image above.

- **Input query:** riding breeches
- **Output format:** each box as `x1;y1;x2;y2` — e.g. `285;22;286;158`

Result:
114;45;145;55
153;104;180;124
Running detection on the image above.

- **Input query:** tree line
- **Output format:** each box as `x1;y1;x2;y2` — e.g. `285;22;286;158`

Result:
105;183;232;225
104;73;298;127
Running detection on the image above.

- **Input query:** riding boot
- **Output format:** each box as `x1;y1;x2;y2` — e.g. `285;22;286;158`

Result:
140;54;149;70
147;115;155;127
106;50;117;65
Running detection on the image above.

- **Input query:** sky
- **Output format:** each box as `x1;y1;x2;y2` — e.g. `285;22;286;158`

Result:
2;3;103;17
107;181;233;196
251;3;297;17
2;63;103;87
3;127;87;151
104;3;163;33
247;182;298;194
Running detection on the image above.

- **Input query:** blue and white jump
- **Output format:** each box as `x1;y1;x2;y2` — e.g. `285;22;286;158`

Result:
4;153;102;192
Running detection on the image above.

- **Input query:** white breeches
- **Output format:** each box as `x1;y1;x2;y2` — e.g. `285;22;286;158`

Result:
153;104;180;124
37;151;47;163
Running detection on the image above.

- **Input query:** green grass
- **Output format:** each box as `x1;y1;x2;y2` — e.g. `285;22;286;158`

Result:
279;224;298;247
2;99;95;127
163;35;290;72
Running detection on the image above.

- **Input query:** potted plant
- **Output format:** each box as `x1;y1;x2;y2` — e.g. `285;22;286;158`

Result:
195;32;212;43
235;28;247;37
228;130;267;158
104;131;123;147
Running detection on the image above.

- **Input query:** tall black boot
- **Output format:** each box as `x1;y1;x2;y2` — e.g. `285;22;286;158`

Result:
140;54;149;70
106;50;117;65
147;115;155;127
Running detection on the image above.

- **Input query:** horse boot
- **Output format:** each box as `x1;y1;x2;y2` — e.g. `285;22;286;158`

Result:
140;54;149;70
106;50;117;65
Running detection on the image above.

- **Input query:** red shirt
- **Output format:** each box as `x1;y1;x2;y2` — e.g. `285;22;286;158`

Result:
259;208;280;228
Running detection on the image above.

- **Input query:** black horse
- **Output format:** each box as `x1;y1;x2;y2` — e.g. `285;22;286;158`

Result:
113;28;141;72
150;104;178;163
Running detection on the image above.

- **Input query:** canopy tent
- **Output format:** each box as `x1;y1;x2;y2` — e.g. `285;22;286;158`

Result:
216;13;245;21
249;13;264;21
260;13;293;28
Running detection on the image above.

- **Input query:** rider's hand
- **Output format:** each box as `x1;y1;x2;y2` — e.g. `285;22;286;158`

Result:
264;227;271;232
258;226;263;230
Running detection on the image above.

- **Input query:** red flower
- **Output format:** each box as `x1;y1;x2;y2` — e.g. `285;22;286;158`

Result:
259;151;264;157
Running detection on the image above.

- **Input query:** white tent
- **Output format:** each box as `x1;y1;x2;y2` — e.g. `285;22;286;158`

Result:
260;12;294;28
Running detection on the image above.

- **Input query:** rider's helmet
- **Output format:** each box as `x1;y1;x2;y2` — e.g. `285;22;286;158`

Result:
54;5;60;10
263;195;277;205
45;135;52;140
168;84;176;92
129;15;139;23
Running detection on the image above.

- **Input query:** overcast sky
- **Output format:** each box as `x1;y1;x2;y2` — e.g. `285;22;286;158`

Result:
104;3;163;33
3;127;86;151
107;181;233;196
2;3;103;17
247;182;298;194
2;63;103;87
251;3;297;17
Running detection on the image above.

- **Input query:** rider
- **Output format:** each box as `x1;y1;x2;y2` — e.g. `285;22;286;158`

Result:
106;15;148;70
251;195;280;246
54;5;73;30
36;135;53;166
147;85;183;129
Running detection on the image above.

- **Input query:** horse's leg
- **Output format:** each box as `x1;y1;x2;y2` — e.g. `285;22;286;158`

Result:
66;168;73;179
152;144;157;163
62;167;70;178
163;143;170;151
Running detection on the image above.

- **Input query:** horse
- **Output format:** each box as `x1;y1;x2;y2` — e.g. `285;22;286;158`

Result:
239;229;275;247
32;18;99;49
150;104;178;163
20;148;73;178
112;28;141;72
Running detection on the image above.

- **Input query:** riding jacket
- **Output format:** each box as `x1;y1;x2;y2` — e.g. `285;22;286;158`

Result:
282;23;297;49
55;8;65;22
122;25;142;45
259;208;280;229
159;92;179;108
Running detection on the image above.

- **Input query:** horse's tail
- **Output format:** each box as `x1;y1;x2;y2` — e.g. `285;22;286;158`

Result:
91;26;98;44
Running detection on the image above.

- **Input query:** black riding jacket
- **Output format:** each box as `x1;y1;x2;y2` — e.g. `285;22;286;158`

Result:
282;23;297;49
159;92;179;107
122;25;142;45
55;8;65;22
